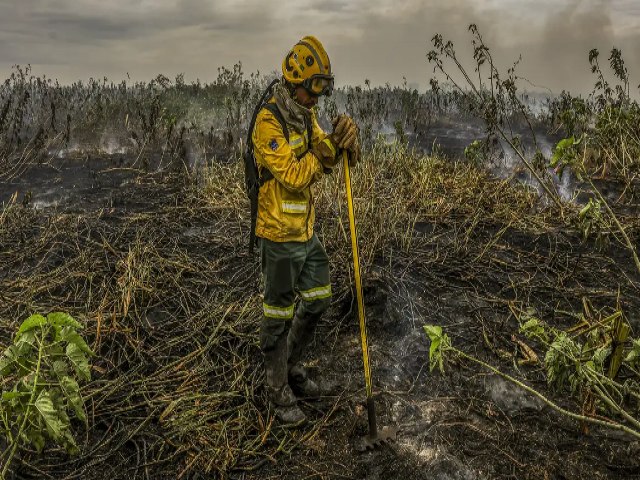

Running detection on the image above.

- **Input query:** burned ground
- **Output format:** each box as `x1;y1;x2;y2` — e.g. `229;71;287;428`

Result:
1;145;639;480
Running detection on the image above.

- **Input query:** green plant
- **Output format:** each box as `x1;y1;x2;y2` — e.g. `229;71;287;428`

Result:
425;309;640;440
0;312;93;478
576;198;607;247
548;48;640;182
515;306;640;433
550;136;583;179
518;312;550;344
464;139;489;165
548;135;606;246
551;135;639;271
427;25;564;211
424;325;451;373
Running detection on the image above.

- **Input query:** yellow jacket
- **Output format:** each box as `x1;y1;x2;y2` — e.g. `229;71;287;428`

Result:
253;100;334;242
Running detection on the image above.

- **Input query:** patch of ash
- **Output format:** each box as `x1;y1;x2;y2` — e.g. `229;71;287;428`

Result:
350;271;485;478
30;186;68;209
485;376;545;414
100;134;129;155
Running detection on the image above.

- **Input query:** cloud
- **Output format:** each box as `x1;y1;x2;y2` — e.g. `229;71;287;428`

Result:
0;0;638;94
0;0;285;77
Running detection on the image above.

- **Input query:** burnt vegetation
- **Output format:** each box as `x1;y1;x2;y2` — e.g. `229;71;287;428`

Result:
1;26;640;480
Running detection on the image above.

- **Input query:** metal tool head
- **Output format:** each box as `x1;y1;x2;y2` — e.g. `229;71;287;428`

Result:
357;425;399;452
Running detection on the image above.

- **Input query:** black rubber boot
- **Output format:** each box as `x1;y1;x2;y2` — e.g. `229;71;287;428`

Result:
287;313;323;398
267;383;306;425
289;364;321;397
263;320;306;425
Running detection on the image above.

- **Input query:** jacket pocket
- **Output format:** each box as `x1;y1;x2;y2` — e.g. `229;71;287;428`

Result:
279;189;310;238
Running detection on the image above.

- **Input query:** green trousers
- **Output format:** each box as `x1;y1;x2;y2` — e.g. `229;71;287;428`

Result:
259;234;331;352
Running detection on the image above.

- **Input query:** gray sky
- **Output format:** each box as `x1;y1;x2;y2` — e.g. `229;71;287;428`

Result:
1;0;639;93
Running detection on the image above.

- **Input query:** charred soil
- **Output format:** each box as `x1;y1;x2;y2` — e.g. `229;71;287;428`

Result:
1;152;640;480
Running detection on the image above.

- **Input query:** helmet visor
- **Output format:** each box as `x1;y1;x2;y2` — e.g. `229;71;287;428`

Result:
304;75;334;97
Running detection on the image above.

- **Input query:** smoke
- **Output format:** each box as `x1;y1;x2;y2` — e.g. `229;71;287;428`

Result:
512;0;618;93
328;0;640;94
0;0;638;94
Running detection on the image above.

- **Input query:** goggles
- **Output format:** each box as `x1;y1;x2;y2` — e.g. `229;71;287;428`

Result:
302;75;334;97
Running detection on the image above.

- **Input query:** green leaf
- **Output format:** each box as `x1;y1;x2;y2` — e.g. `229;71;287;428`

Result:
624;339;640;365
0;356;13;377
62;429;79;455
423;325;451;373
424;325;443;343
47;312;81;329
48;344;65;361
14;330;36;348
591;346;611;372
60;376;86;423
60;327;93;357
52;360;69;379
35;390;65;441
545;333;581;392
16;314;47;338
1;391;26;402
0;345;23;376
579;202;592;219
23;429;46;453
551;136;577;169
519;318;548;342
66;343;91;381
53;393;71;426
556;136;576;151
0;352;15;376
426;327;442;361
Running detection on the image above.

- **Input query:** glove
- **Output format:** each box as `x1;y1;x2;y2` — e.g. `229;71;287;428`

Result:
344;135;361;167
331;115;358;150
312;139;339;169
312;114;361;170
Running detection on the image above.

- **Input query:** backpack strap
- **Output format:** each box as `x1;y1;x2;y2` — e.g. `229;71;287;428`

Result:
304;116;313;157
246;80;279;254
246;79;279;158
262;103;290;142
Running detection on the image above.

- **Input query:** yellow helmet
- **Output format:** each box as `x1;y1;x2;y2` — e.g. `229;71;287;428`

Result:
282;36;334;96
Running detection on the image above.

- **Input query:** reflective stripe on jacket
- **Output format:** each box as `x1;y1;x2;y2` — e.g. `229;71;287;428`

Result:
253;99;332;242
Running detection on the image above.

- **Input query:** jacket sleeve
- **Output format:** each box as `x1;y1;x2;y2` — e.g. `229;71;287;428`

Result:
253;110;323;193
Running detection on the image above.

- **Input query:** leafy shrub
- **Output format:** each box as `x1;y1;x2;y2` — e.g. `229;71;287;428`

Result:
0;312;93;477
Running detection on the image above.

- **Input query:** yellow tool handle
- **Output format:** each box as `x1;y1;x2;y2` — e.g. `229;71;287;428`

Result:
342;150;373;399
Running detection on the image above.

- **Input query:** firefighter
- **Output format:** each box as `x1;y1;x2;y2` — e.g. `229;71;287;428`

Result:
251;36;360;424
